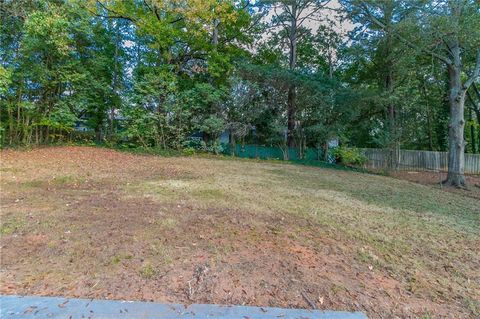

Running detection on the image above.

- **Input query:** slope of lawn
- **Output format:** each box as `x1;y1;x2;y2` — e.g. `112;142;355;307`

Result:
1;146;479;318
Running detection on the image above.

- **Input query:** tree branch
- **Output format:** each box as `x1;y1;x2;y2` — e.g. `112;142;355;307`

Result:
94;1;136;22
466;90;480;113
359;1;452;65
464;50;480;90
272;5;291;32
297;0;331;26
473;82;480;99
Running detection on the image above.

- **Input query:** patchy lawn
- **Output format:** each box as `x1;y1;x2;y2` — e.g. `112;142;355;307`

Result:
1;146;479;318
389;170;480;200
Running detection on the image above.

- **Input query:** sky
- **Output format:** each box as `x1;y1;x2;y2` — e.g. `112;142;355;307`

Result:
261;0;355;38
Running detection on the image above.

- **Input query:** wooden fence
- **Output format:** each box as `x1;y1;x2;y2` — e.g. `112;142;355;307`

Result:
359;148;480;175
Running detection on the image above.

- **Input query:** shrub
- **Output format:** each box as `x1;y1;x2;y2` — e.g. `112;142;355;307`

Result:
182;137;206;151
182;138;224;155
334;147;367;166
205;141;225;155
182;147;196;156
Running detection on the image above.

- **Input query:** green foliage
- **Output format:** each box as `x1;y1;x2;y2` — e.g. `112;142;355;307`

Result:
334;147;368;166
181;138;225;155
198;116;225;139
0;66;12;96
205;141;225;155
182;147;196;156
117;146;183;157
1;0;478;165
119;106;159;148
1;0;126;145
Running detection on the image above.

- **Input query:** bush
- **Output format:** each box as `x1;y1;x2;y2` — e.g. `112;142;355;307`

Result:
181;138;224;155
120;146;183;157
182;147;196;156
70;131;96;144
182;137;206;151
334;147;367;166
205;141;225;155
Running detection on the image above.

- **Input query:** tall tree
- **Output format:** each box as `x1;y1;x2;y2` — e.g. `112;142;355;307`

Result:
0;0;125;145
258;0;331;147
341;0;424;169
344;0;480;187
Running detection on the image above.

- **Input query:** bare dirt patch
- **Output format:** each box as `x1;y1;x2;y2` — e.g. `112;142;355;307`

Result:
1;146;479;318
388;170;480;199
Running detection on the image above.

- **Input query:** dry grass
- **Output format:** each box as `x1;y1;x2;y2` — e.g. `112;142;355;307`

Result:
1;146;479;318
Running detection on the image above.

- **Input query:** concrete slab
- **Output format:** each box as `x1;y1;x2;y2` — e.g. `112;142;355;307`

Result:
0;295;367;319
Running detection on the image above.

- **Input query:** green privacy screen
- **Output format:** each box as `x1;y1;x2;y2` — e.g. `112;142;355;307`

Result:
222;144;323;161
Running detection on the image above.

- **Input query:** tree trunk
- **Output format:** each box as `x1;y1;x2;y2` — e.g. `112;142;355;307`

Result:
323;142;329;162
287;85;296;147
110;21;120;139
286;4;297;148
388;103;399;170
444;63;466;187
384;16;398;170
95;127;102;143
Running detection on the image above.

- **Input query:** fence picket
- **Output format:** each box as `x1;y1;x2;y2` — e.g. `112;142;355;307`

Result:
359;148;480;174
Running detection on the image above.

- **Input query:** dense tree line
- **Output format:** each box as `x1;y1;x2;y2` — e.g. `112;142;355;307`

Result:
1;0;479;186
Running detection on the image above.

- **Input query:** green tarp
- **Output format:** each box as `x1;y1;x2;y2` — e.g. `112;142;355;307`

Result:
223;144;323;161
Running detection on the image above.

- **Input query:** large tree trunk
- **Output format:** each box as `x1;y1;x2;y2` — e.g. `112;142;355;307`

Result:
444;62;466;187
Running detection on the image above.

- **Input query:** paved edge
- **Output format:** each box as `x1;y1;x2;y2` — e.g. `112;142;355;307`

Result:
0;295;368;319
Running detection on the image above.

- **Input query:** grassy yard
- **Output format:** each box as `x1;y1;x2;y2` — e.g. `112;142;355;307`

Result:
1;146;479;318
